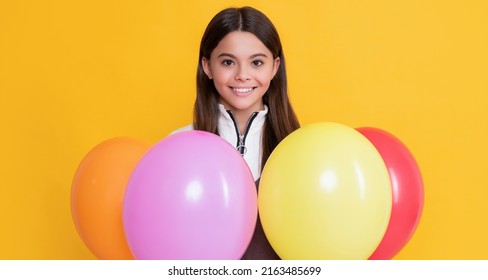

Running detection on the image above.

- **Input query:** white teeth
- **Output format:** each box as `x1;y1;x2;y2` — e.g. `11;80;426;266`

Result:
232;87;254;93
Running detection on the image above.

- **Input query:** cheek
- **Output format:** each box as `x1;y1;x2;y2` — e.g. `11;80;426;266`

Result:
211;69;233;84
257;71;275;85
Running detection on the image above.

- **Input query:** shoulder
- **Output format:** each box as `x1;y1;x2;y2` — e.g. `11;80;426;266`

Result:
169;124;194;135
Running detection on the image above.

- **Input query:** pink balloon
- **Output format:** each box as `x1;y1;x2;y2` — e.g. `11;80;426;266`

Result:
357;128;424;260
123;131;257;259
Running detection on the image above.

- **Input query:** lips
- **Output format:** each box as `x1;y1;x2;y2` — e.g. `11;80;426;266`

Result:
231;87;256;96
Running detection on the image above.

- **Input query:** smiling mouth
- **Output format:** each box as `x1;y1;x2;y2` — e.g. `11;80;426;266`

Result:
231;87;256;95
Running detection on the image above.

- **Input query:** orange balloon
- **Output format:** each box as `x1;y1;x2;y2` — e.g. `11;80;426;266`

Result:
71;137;150;259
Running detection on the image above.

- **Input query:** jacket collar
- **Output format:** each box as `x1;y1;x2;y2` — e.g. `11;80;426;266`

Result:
217;103;268;135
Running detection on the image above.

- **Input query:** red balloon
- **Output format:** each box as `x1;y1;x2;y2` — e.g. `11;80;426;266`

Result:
357;127;424;260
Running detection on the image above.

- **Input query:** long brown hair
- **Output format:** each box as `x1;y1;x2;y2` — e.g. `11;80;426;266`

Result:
194;6;300;170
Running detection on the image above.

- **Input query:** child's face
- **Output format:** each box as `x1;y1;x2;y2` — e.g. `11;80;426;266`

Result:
202;31;280;116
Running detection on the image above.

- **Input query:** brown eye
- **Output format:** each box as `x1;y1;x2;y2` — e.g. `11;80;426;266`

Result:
222;60;234;66
252;60;264;67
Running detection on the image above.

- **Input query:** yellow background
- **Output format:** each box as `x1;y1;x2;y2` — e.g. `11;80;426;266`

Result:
1;0;487;259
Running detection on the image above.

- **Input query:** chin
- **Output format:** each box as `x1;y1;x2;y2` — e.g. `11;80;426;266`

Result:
229;102;259;111
220;96;264;112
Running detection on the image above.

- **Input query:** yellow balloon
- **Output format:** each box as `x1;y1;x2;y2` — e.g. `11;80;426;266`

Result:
259;122;392;259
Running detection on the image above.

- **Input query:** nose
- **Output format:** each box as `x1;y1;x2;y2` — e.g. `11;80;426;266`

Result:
235;65;251;81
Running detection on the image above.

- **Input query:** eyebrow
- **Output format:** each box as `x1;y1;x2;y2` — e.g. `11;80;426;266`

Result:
217;52;269;59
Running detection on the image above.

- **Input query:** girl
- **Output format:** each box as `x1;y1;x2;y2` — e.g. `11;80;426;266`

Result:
174;6;300;259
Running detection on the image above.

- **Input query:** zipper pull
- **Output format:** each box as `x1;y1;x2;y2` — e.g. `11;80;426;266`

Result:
225;109;257;157
237;135;247;155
